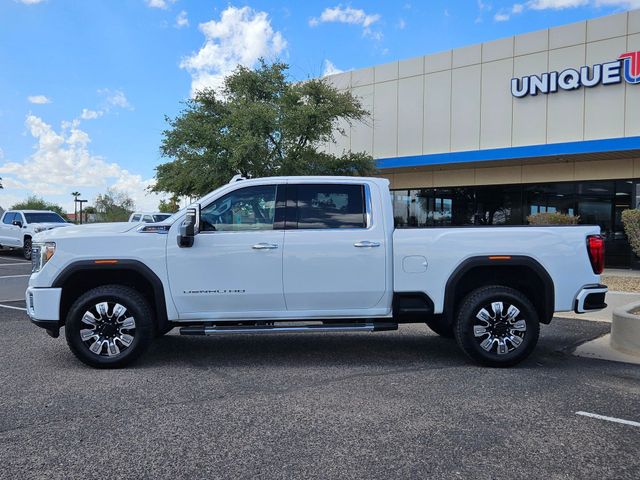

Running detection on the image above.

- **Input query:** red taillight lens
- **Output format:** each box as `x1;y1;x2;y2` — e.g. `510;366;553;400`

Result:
587;235;605;274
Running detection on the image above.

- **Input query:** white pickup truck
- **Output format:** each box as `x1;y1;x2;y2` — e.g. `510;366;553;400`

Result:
0;210;71;260
26;176;607;368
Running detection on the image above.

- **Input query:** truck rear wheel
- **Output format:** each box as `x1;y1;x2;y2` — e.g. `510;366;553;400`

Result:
23;237;32;260
454;286;540;367
65;285;154;368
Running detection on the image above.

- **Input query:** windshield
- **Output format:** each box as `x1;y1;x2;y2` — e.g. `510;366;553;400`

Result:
152;214;172;222
24;212;66;223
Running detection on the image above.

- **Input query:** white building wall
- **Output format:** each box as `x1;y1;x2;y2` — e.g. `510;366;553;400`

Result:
325;10;640;160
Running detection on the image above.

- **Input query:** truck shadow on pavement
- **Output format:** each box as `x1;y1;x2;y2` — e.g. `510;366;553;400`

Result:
136;317;611;371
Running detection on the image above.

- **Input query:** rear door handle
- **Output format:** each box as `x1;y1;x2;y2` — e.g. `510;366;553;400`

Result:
252;243;278;250
354;241;381;248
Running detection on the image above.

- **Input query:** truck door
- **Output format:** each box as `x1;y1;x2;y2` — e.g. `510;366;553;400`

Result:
0;212;20;247
166;183;286;319
282;183;387;313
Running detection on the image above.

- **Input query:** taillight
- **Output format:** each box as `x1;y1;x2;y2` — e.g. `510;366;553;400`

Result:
587;235;605;274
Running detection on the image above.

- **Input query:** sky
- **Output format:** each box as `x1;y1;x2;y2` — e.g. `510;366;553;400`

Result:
1;0;639;212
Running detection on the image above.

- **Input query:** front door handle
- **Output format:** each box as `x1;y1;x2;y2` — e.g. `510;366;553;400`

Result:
252;243;278;250
354;241;381;248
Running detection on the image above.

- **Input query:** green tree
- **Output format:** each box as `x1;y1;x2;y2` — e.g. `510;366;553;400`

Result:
94;189;135;222
11;196;68;219
158;196;180;213
152;61;376;198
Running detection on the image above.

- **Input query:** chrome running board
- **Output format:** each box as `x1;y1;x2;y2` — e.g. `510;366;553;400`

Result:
179;322;398;336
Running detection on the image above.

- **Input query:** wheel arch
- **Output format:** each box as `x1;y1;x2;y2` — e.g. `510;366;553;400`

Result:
52;260;169;332
443;256;555;326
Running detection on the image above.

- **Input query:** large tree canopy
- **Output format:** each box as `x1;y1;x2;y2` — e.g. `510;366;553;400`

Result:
152;61;376;198
11;196;67;218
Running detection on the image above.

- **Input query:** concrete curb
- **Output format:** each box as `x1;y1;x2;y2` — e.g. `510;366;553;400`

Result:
611;301;640;357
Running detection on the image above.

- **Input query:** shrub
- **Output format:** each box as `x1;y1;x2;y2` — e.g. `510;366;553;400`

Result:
527;212;580;225
622;209;640;257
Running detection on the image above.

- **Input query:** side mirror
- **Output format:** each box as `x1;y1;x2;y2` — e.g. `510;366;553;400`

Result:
178;205;200;248
12;220;23;228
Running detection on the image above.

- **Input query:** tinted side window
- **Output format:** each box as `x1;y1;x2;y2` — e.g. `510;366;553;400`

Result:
296;184;366;229
201;185;277;232
142;215;154;223
131;215;141;222
2;213;15;225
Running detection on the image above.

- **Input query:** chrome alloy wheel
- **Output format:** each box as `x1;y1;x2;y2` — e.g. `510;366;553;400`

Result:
473;301;527;355
79;302;136;357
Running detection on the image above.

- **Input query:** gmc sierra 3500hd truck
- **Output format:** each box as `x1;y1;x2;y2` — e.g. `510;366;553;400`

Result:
26;176;608;368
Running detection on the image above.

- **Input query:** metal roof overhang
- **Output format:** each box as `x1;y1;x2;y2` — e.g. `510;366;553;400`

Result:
376;136;640;170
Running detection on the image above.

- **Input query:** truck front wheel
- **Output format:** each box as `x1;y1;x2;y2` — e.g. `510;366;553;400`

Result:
65;285;155;368
454;286;540;367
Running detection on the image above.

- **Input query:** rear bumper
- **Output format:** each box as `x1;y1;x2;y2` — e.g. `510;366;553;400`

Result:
574;284;608;313
25;286;62;329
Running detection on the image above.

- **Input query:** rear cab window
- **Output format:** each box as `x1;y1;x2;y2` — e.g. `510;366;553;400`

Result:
290;184;367;229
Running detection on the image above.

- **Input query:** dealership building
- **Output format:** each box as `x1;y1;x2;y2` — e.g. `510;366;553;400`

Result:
325;10;640;268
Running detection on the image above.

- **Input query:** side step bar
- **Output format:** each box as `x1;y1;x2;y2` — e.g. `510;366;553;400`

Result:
179;322;398;336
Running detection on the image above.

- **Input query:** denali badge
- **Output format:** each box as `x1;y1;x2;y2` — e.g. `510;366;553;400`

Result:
511;51;639;98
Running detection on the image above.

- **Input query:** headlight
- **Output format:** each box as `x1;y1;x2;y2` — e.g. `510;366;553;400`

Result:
33;227;45;233
31;242;56;273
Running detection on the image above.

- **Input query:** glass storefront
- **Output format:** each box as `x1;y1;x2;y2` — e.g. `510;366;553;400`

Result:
391;179;640;268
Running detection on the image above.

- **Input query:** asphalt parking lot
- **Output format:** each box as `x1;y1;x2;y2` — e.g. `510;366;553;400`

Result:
0;250;639;479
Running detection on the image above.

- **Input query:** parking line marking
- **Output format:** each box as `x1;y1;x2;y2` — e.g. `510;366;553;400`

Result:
576;411;640;428
0;257;29;263
0;303;27;312
0;263;31;267
0;274;30;279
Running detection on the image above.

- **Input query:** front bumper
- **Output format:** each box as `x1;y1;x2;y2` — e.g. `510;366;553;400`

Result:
574;284;608;313
25;286;62;334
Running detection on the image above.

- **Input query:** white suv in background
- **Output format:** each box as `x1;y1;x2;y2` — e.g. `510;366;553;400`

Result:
0;210;72;260
128;212;173;223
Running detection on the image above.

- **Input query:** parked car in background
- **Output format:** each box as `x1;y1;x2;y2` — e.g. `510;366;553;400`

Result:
0;210;71;259
128;212;173;223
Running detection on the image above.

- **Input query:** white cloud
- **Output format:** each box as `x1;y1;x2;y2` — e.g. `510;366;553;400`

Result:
310;5;382;39
145;0;175;9
15;0;46;4
175;10;189;28
0;115;161;211
80;108;103;120
497;0;640;21
322;60;344;77
528;0;589;8
180;6;287;96
98;88;133;111
27;95;51;104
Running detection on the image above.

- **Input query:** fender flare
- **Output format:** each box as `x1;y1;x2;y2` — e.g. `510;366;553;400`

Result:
443;255;555;324
52;259;169;331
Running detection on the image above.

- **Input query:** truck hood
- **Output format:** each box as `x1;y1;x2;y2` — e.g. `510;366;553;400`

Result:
34;222;139;241
32;222;73;231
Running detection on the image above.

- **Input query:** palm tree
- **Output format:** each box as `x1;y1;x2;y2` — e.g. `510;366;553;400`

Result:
71;191;81;223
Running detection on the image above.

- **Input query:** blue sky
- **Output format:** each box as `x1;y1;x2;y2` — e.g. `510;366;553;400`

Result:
1;0;639;211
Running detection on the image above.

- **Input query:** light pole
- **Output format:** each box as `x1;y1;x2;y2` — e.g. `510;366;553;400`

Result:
77;199;87;224
71;192;81;223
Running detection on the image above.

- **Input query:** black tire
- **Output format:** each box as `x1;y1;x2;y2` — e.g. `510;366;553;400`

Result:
23;237;32;260
425;318;454;338
65;285;154;368
454;286;540;368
